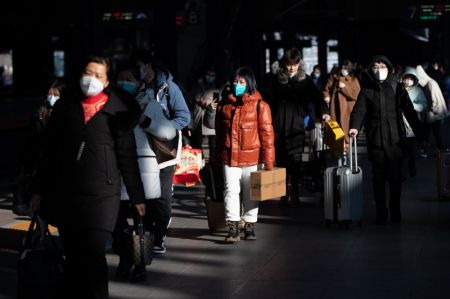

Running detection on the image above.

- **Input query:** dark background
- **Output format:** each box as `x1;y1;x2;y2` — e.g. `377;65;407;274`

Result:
0;0;448;96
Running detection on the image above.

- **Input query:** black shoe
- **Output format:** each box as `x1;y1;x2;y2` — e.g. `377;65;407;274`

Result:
243;222;256;240
376;209;388;225
130;264;147;283
115;259;132;281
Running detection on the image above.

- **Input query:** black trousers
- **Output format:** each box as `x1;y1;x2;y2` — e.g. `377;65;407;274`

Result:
143;165;175;244
371;157;403;219
113;201;132;260
59;227;111;299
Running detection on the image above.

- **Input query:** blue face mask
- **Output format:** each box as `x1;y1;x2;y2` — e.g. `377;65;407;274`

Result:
118;81;138;95
205;75;216;84
233;83;246;97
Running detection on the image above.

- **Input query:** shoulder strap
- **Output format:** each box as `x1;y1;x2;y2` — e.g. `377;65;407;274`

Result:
256;99;261;115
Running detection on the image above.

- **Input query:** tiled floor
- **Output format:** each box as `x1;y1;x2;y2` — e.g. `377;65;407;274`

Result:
1;150;450;298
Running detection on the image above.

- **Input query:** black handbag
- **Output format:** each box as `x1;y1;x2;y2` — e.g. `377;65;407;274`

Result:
125;215;154;266
17;215;64;299
148;132;179;164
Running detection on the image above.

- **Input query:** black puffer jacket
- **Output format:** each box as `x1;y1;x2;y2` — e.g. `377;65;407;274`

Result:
34;85;146;232
266;69;328;165
350;55;422;163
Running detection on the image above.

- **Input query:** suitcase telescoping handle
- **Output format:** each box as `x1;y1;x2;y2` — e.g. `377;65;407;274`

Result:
349;135;359;174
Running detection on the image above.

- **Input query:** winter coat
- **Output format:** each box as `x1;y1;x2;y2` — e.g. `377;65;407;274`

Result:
23;102;53;174
204;87;275;169
350;55;422;163
190;86;220;136
121;126;161;200
138;67;191;169
33;85;146;232
323;73;361;143
400;67;428;122
265;67;329;165
416;65;448;123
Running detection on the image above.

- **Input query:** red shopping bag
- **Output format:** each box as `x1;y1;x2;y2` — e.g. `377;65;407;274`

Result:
173;146;202;186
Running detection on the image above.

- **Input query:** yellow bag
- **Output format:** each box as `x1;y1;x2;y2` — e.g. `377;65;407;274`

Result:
324;120;345;157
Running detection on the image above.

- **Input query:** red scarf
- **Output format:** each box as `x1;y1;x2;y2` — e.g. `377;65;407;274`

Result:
81;91;109;124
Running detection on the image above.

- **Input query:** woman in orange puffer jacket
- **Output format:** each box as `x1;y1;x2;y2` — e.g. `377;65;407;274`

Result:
204;67;275;243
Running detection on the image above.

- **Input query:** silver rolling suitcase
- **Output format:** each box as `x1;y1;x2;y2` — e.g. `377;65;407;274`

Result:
324;136;363;228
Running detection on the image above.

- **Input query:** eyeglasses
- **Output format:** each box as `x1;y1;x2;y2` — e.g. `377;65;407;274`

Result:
372;66;387;71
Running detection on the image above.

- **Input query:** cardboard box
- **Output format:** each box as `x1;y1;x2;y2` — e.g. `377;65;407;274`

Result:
250;167;286;201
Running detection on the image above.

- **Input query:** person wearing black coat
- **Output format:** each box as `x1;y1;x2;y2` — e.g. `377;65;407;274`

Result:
31;56;146;299
349;55;422;225
265;48;330;205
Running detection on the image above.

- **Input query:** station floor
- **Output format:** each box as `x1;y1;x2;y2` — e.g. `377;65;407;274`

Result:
1;148;450;299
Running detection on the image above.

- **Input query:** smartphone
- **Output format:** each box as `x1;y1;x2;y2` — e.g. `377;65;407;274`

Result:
213;92;220;101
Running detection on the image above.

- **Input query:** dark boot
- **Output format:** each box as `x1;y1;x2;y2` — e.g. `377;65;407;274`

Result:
130;264;147;283
376;206;388;225
243;222;256;240
115;257;132;281
224;221;240;243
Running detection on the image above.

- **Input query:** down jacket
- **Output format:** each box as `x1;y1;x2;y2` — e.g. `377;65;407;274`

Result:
33;85;146;232
205;87;275;169
416;65;448;123
350;55;422;163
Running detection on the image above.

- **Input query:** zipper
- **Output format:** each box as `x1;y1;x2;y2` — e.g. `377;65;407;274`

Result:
104;146;113;185
76;141;86;161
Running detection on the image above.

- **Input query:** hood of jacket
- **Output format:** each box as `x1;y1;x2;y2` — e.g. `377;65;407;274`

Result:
369;55;394;72
401;66;420;87
154;66;174;90
416;65;432;87
361;55;395;87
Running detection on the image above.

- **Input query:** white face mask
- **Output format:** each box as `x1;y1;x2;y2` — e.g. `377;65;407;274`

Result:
403;79;414;88
341;69;349;77
374;68;388;81
47;95;59;107
80;76;105;97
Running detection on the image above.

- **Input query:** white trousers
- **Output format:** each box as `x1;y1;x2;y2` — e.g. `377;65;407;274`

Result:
223;164;259;223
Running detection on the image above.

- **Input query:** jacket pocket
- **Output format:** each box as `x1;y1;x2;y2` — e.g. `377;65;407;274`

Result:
240;123;260;150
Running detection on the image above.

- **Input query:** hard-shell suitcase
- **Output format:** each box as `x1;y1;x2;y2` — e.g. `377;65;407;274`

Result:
324;136;363;228
437;149;450;200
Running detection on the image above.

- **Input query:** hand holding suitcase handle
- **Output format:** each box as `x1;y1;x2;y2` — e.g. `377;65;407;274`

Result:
349;136;360;174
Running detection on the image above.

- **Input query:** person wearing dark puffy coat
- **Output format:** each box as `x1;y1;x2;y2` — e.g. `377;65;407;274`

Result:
349;55;423;225
31;56;146;299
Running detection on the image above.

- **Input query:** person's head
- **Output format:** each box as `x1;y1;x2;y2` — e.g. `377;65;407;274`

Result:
281;48;302;77
203;66;217;84
131;49;155;83
340;60;352;77
311;65;321;79
401;74;416;89
369;55;393;82
46;79;65;107
79;56;110;97
116;68;139;95
231;67;256;97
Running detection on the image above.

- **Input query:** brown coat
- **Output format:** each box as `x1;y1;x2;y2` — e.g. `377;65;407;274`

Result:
214;88;275;169
323;74;361;144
